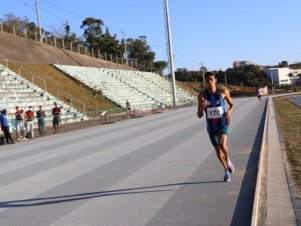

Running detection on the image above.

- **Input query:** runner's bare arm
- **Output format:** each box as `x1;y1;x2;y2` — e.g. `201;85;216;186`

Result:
197;92;207;118
222;88;235;123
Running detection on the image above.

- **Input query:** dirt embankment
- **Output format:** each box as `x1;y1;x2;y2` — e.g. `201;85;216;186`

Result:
0;31;133;69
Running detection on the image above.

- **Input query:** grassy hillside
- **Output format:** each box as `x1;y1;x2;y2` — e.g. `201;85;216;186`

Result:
1;61;118;112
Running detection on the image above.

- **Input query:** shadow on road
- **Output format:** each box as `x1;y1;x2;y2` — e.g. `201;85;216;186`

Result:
0;180;223;208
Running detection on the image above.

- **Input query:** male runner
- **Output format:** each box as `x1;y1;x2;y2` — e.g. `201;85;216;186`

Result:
197;72;235;182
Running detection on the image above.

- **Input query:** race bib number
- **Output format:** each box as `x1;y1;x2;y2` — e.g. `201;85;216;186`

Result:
207;106;224;119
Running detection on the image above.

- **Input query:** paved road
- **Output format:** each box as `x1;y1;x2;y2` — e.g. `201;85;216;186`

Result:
0;96;267;226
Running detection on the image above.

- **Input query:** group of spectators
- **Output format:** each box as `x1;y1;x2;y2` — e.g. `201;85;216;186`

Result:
0;102;61;145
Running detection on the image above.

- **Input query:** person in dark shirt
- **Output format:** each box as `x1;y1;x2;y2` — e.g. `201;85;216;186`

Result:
52;102;61;134
126;100;131;117
36;105;46;136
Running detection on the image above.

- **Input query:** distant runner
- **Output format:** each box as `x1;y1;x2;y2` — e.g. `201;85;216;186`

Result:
197;72;235;182
256;87;262;103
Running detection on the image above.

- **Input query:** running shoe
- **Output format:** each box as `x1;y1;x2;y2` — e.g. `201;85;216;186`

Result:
223;170;231;182
227;160;235;174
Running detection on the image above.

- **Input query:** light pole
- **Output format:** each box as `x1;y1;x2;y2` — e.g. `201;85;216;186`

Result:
35;0;42;42
164;0;177;107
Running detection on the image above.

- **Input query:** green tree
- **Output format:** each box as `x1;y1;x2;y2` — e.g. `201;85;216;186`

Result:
1;13;45;40
153;61;168;76
127;36;155;71
99;28;122;57
80;17;104;49
62;21;80;49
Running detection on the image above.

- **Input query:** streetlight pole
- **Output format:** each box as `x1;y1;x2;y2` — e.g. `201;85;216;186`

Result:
164;0;177;107
35;0;42;42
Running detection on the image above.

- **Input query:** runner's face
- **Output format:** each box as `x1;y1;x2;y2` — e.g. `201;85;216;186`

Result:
206;76;217;88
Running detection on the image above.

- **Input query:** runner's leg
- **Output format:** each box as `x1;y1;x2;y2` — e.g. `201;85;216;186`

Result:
214;145;227;171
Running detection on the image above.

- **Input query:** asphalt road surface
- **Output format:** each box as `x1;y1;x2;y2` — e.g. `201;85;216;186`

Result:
0;96;267;226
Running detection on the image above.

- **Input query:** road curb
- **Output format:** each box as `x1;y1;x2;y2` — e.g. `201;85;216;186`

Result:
252;95;300;226
274;96;301;226
251;97;269;226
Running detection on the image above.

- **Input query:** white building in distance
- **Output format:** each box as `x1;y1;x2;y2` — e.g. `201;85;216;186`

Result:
263;68;301;85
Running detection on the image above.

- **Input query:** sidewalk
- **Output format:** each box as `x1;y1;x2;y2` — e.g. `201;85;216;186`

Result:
252;96;300;226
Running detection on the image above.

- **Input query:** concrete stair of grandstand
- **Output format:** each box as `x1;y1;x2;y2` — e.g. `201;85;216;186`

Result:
0;64;86;129
53;64;197;110
54;64;160;110
138;71;195;103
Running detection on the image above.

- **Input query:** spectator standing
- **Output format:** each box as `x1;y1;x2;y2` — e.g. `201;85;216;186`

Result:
126;100;131;117
15;106;23;141
0;109;15;144
25;106;34;138
52;102;61;134
36;105;46;136
19;109;27;140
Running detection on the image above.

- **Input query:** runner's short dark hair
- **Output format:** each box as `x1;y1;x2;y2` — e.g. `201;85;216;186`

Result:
205;72;217;79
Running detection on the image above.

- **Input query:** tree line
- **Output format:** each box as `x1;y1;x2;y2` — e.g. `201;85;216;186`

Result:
175;65;270;87
175;61;301;88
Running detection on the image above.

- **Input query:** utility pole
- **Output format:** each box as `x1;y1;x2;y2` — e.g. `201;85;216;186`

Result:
224;72;227;85
35;0;42;42
122;30;128;65
164;0;177;107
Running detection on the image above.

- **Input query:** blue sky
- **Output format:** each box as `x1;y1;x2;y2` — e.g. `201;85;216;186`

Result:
1;0;301;71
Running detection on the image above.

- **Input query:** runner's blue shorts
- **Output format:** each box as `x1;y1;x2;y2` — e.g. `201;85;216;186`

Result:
207;124;229;147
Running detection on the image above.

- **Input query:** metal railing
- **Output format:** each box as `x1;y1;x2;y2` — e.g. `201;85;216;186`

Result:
0;52;8;68
57;88;86;114
0;63;86;117
18;65;47;92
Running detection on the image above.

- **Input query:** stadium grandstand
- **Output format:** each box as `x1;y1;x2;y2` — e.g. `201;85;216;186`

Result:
0;64;85;127
54;64;197;110
0;31;197;135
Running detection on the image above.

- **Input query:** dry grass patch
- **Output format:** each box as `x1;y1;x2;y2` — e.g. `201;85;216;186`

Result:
274;95;301;194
